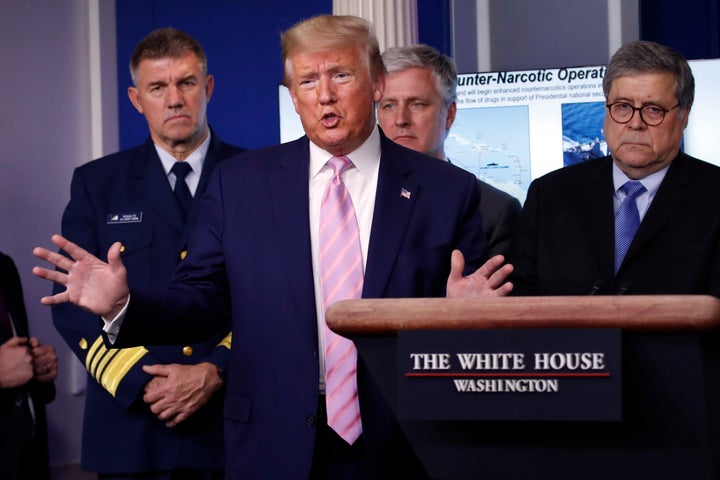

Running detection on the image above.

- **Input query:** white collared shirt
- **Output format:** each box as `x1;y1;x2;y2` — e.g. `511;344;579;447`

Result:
612;160;669;222
309;126;382;391
155;132;211;196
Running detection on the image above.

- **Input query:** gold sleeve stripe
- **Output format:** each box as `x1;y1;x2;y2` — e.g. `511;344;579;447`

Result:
84;336;148;397
93;348;120;385
101;347;148;396
217;332;232;349
86;336;109;375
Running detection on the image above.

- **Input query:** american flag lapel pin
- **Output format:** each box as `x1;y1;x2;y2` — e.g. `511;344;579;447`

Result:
400;187;412;199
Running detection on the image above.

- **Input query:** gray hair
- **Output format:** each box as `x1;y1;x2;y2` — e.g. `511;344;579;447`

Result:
603;40;694;108
382;44;457;106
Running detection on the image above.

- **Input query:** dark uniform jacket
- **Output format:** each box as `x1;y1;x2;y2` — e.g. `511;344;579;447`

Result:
51;133;243;474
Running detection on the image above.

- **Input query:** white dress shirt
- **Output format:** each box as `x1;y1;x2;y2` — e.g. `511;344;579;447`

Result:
612;161;669;222
155;132;211;196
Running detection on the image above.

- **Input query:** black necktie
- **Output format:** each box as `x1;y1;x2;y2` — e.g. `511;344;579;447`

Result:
171;161;194;221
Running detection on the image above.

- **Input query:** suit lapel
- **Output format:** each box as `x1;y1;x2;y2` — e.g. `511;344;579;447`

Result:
587;159;617;277
179;134;223;247
363;136;418;298
625;153;689;263
130;139;185;233
270;139;316;318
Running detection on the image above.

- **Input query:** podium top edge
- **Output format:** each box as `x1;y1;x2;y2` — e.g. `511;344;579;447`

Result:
326;295;720;334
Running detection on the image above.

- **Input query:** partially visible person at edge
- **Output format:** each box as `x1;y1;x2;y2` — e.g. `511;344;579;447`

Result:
1;251;58;480
50;27;243;480
506;40;720;297
378;44;522;258
33;15;513;479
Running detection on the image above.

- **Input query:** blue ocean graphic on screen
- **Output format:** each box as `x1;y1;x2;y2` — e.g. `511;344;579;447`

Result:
562;101;606;166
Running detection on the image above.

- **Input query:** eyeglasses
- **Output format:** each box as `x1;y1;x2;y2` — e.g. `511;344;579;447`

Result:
606;102;680;126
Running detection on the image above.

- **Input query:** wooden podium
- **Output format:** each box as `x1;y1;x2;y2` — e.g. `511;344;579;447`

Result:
327;296;720;480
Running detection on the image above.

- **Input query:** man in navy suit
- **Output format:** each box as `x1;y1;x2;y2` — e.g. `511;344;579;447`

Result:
50;28;243;480
378;44;522;258
1;251;57;480
508;40;720;297
34;15;512;479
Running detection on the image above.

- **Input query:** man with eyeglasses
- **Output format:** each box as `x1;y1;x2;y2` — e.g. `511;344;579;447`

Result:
507;40;720;297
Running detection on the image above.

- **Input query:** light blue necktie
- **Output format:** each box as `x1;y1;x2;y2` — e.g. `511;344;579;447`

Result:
614;180;646;273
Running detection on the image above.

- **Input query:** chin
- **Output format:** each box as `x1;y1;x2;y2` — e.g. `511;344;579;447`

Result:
166;126;195;138
395;138;418;149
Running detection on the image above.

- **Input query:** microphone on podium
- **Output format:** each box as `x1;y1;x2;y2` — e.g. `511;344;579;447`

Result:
589;280;605;295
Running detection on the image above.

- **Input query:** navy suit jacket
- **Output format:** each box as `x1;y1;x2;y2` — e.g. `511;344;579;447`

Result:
117;132;486;478
0;252;55;480
508;153;720;296
51;133;243;473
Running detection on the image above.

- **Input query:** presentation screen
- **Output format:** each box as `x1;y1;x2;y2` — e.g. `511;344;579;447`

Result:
279;59;720;204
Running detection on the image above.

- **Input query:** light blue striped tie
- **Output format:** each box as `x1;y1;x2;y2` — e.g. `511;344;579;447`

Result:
614;180;646;274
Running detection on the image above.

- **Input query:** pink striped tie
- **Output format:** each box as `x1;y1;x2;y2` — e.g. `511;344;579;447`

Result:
319;155;363;444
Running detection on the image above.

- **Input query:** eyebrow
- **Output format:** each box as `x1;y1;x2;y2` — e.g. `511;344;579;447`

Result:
385;95;430;103
146;74;197;88
175;74;198;84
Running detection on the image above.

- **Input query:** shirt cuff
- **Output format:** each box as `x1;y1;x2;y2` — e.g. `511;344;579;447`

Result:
101;296;130;344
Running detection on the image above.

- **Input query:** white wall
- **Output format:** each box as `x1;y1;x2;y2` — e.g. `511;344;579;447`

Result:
0;0;117;475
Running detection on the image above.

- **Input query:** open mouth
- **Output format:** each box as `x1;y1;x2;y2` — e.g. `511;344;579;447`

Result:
321;113;340;128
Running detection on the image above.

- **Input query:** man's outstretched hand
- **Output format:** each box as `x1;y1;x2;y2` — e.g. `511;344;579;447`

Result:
33;234;130;319
446;250;513;298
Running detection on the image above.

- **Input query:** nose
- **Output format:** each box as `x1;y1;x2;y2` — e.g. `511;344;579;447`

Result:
626;107;647;130
317;77;336;105
394;106;411;127
167;85;185;109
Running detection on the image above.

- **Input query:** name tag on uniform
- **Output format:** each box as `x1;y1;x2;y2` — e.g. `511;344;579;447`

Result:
106;212;143;224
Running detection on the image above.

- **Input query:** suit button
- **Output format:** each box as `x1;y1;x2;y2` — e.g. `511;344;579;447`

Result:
182;346;193;356
79;338;88;350
306;416;316;426
312;351;318;359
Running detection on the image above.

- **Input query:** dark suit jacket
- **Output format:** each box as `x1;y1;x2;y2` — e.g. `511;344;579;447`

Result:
51;134;243;473
447;158;521;258
0;252;55;480
476;179;522;258
117;132;486;478
508;153;720;296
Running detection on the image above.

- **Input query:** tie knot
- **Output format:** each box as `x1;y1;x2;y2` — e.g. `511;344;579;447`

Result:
171;161;193;180
327;156;352;177
620;180;646;199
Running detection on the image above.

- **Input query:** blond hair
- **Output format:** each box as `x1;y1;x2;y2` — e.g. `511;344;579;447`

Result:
281;14;385;86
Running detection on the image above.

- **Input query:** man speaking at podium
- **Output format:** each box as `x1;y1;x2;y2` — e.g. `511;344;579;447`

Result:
32;14;512;480
508;40;720;297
